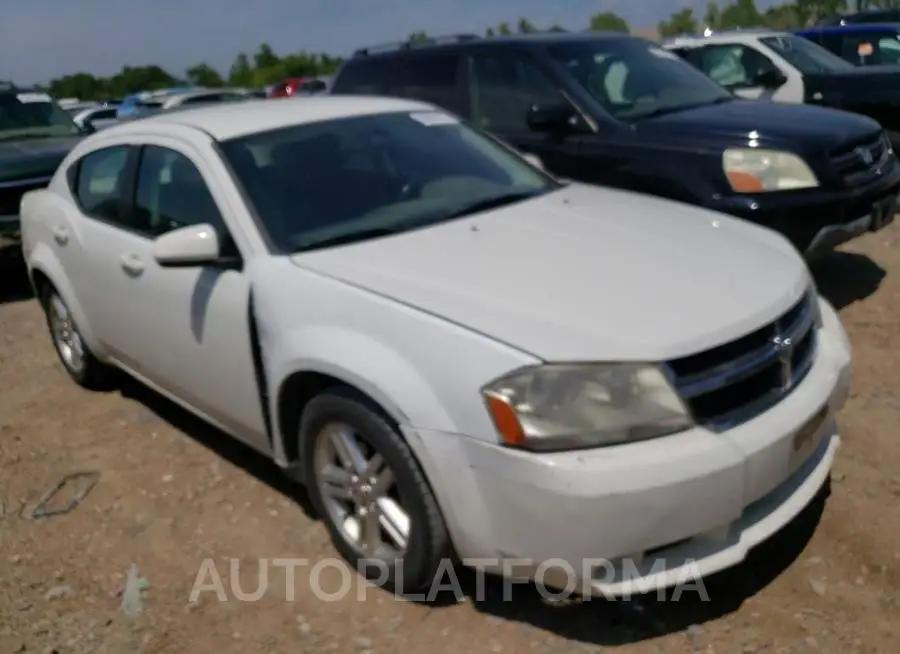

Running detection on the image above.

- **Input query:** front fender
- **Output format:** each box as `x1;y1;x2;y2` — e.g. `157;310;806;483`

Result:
267;326;457;466
26;242;104;358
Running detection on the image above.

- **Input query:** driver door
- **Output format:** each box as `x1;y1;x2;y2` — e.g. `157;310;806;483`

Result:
465;51;587;179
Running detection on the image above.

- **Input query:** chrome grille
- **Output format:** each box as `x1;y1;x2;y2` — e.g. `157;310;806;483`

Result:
665;291;818;430
829;131;892;187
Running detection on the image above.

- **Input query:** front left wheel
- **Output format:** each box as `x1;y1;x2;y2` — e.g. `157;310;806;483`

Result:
41;286;110;389
301;388;450;595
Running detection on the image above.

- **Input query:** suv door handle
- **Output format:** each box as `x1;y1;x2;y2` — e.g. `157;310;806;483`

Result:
51;225;69;245
120;253;145;276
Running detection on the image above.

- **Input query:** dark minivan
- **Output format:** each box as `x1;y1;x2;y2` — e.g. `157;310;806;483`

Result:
331;32;900;258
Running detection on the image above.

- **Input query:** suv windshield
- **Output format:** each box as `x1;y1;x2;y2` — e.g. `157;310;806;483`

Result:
761;35;856;73
0;93;81;140
220;110;558;253
546;39;734;120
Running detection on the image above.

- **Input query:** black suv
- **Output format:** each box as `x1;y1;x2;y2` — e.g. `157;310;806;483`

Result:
331;32;900;259
1;83;89;238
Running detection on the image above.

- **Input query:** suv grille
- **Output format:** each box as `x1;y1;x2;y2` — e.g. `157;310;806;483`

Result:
0;176;52;216
665;291;818;430
829;131;892;187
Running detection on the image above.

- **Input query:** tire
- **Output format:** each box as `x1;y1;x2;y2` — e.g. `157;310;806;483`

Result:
301;388;450;595
40;285;110;389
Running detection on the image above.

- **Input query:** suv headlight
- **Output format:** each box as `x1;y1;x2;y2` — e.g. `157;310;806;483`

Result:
723;148;818;192
481;363;693;451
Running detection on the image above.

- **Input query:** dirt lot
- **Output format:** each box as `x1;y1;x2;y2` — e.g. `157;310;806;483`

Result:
1;228;899;654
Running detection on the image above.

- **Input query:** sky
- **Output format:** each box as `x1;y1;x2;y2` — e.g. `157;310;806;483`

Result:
0;0;776;84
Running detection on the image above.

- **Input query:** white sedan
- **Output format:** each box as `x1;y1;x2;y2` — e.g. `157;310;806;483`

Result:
20;97;852;597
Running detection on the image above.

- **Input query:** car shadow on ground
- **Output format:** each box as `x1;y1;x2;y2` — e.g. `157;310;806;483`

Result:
0;250;34;304
810;250;885;310
114;373;317;519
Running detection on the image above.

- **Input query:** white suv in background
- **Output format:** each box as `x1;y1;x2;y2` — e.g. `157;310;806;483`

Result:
20;97;852;597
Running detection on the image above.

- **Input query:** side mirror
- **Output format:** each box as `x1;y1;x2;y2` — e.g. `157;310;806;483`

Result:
80;120;96;134
526;104;578;134
755;69;787;89
152;223;229;268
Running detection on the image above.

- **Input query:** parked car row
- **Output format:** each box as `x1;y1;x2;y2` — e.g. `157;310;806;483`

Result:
13;28;865;601
331;31;900;259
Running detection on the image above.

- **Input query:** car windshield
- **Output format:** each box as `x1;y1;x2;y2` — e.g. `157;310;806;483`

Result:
0;93;81;140
220;110;559;253
546;39;735;120
761;35;856;73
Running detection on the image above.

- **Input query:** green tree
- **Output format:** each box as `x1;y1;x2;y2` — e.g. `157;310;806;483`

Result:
659;8;698;37
497;22;512;35
408;30;429;43
185;63;224;88
517;18;536;33
718;0;763;29
228;53;254;87
589;11;630;33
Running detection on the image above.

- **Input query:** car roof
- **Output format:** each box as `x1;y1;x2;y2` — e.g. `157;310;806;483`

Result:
665;30;787;47
796;23;900;34
349;31;635;58
118;95;437;140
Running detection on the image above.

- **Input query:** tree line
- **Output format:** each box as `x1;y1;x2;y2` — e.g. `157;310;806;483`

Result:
43;0;897;101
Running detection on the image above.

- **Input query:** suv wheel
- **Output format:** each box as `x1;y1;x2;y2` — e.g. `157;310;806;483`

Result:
301;388;450;595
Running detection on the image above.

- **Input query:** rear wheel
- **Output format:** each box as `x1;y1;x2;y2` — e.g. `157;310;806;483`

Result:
301;388;450;595
41;286;110;389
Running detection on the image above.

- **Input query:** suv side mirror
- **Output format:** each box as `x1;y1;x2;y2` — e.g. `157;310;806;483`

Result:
153;224;227;268
755;69;787;89
526;104;578;134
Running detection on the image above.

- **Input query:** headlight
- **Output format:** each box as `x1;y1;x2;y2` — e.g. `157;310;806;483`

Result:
723;148;818;192
481;363;693;451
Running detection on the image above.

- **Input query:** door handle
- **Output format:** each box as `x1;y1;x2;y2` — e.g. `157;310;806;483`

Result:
51;225;69;245
119;253;145;276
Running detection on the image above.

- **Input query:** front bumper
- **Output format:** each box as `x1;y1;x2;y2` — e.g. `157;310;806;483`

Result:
406;299;852;597
708;163;900;258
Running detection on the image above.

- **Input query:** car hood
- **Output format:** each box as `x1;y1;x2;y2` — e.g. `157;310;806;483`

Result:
637;99;878;151
0;135;81;183
290;184;809;362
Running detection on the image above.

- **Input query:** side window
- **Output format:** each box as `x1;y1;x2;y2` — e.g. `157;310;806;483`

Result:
331;59;393;95
133;146;227;238
698;45;778;88
393;55;462;112
469;53;569;132
877;36;900;64
73;146;130;222
839;35;874;65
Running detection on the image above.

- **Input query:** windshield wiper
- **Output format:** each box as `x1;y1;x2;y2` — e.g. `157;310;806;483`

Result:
291;227;398;253
440;190;542;221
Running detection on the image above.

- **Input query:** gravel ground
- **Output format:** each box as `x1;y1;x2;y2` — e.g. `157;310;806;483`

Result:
0;227;898;654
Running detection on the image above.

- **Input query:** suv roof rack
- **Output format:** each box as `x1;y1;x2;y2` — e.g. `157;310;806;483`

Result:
352;33;481;57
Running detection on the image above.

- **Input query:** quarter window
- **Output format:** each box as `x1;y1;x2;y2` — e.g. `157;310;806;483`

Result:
73;146;130;222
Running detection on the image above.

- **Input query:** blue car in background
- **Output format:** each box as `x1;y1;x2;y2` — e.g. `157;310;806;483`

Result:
116;86;199;120
794;24;900;67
